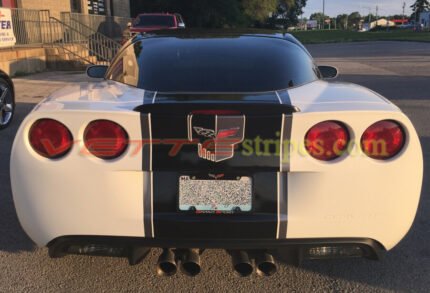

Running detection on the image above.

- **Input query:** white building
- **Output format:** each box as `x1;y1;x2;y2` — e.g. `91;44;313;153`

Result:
369;18;396;29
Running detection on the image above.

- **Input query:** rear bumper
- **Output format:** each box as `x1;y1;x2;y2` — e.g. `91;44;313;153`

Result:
48;236;385;265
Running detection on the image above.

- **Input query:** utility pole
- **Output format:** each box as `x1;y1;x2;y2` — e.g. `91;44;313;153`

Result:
323;0;325;16
322;0;325;29
376;5;379;28
402;2;406;24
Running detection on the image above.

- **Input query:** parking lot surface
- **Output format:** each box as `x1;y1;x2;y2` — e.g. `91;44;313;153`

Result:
0;41;429;292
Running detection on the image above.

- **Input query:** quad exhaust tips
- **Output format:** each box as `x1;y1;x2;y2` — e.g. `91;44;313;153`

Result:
231;251;254;277
231;251;277;277
158;249;277;277
256;252;277;277
157;248;202;277
180;249;201;277
157;248;177;276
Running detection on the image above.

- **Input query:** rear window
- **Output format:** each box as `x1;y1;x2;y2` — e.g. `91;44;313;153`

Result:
107;36;318;92
134;15;175;28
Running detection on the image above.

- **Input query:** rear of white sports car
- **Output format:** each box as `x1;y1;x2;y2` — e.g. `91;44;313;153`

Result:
11;32;423;277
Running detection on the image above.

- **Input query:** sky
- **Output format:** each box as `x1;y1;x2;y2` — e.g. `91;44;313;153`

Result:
303;0;415;18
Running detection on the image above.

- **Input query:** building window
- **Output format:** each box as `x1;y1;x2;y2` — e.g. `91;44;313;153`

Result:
87;0;107;15
0;0;17;8
70;0;82;13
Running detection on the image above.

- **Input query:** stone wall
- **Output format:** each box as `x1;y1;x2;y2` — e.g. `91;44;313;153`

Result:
112;0;131;18
0;48;46;76
16;0;71;18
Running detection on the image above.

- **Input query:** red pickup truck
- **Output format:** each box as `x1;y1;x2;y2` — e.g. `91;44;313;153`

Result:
130;13;185;34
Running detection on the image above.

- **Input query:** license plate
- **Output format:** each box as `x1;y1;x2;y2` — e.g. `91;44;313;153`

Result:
179;176;252;212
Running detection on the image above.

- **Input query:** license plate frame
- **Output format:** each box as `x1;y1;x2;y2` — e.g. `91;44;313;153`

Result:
178;176;252;212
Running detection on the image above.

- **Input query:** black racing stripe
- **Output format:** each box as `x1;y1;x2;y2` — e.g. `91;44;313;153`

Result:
143;173;153;237
153;172;278;239
153;93;281;104
278;172;288;239
281;115;293;172
141;113;153;237
277;89;292;105
143;90;156;105
141;114;151;171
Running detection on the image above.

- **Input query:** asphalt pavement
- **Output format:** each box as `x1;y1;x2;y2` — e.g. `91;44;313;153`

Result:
0;41;429;292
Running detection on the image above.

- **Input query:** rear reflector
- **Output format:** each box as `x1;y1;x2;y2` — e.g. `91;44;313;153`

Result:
305;121;350;161
361;120;405;160
29;119;73;159
84;120;128;160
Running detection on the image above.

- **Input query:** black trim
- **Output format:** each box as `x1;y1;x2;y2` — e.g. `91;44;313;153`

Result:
143;173;153;238
140;114;153;237
140;114;151;171
153;172;278;239
277;173;288;239
48;236;385;263
277;89;292;106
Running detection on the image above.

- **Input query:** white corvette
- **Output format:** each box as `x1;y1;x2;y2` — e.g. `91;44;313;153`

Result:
11;31;423;277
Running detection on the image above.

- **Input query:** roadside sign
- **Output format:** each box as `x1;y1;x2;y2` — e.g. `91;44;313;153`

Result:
0;8;16;48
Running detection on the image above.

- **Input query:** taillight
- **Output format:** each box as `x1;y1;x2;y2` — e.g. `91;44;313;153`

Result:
361;120;405;160
84;120;128;160
29;119;73;159
305;121;350;161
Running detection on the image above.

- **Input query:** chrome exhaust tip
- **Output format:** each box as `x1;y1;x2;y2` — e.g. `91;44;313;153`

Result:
256;252;277;277
157;248;177;276
231;251;254;277
181;249;201;277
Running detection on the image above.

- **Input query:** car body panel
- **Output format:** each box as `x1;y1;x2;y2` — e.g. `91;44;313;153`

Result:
10;32;423;256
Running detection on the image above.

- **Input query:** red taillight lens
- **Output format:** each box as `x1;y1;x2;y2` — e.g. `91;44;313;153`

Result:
84;120;128;160
361;120;405;160
305;121;350;161
29;119;73;159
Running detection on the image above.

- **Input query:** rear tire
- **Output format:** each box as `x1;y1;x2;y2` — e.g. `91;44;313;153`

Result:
0;78;15;130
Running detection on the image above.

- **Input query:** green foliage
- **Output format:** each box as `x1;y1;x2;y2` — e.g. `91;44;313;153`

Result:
348;12;361;29
131;0;307;28
242;0;277;22
292;29;430;44
410;0;430;20
336;14;349;30
411;0;430;13
269;0;306;28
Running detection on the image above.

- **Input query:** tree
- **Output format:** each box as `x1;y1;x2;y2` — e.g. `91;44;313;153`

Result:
336;14;349;30
363;13;376;24
270;0;307;28
130;0;308;28
242;0;278;22
348;12;362;29
411;0;430;13
310;12;325;27
410;0;430;21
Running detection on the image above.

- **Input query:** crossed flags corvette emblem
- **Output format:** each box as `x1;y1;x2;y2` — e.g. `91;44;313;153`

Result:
187;114;245;162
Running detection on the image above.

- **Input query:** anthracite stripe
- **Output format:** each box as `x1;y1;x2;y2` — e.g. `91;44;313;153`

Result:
281;115;293;172
143;91;155;105
278;172;288;239
141;114;153;237
141;115;151;171
143;173;153;237
277;89;292;105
